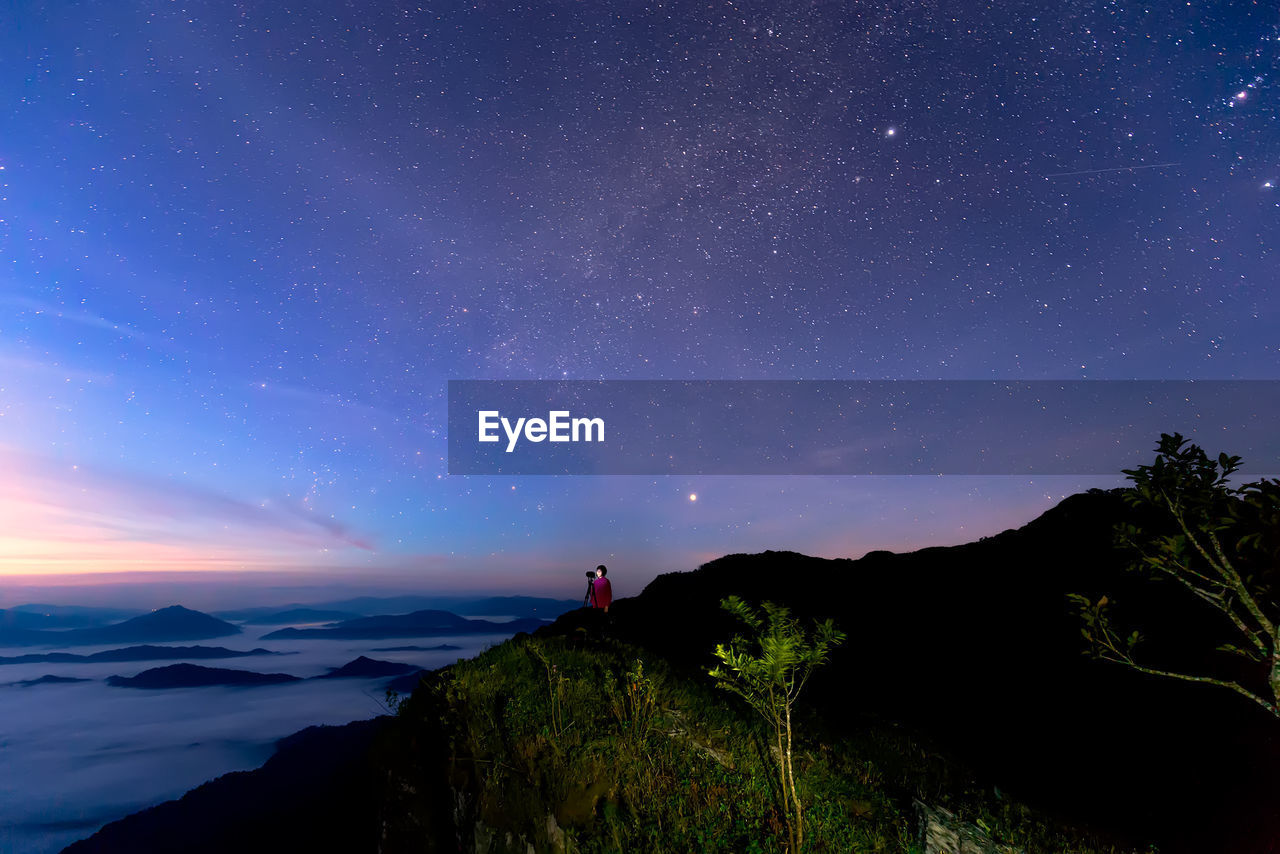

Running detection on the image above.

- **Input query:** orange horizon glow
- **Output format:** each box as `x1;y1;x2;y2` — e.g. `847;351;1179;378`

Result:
0;445;373;578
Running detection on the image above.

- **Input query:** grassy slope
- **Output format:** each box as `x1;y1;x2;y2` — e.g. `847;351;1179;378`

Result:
398;629;1140;854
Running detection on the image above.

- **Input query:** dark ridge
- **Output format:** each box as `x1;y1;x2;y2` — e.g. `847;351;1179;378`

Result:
368;644;461;652
1;605;142;630
0;606;241;648
60;719;414;854
315;656;420;679
0;645;282;666
0;609;99;631
445;596;581;618
218;596;579;622
105;663;301;689
261;610;545;640
239;609;360;625
7;674;91;687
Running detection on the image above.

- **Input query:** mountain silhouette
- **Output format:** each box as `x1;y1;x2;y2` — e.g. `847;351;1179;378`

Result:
0;645;281;666
446;596;581;618
240;609;360;625
315;656;421;679
62;720;395;854
0;609;97;631
106;663;300;689
0;604;140;631
309;595;578;619
261;610;545;640
6;674;91;687
0;606;241;647
216;595;579;622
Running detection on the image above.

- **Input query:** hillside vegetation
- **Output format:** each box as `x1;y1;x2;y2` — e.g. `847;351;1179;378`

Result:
396;627;1138;853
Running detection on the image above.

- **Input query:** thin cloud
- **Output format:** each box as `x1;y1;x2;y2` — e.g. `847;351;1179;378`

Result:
0;446;375;576
0;294;149;342
247;380;395;423
0;352;118;384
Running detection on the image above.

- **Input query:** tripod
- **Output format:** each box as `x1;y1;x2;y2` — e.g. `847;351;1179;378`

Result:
583;574;597;608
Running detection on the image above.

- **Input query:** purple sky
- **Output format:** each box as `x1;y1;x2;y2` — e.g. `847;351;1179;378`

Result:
2;1;1275;604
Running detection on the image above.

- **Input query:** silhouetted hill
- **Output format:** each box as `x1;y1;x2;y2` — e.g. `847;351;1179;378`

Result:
315;594;579;618
240;608;359;625
216;595;578;622
214;597;449;622
448;596;581;618
261;610;545;640
61;719;411;854
556;488;1280;852
0;606;241;647
0;645;282;666
87;607;242;644
106;663;300;689
369;644;461;652
315;656;420;679
6;674;91;687
0;609;94;631
1;604;140;630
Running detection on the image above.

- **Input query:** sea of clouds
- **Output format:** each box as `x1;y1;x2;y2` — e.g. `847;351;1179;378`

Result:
0;629;511;854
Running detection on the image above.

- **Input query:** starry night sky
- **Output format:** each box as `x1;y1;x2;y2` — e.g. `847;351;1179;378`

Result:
1;1;1277;601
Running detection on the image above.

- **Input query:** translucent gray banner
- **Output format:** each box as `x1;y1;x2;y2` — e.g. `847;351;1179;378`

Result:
446;380;1280;475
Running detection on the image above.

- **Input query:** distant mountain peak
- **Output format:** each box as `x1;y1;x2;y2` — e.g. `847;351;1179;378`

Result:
317;656;420;679
0;605;241;647
106;663;300;689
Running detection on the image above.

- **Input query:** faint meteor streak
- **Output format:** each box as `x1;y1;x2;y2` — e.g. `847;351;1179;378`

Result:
1045;162;1181;178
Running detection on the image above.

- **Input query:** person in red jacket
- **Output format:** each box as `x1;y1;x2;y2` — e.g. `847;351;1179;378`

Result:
590;564;612;613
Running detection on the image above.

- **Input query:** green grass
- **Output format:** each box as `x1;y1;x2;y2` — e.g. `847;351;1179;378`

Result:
398;631;1142;853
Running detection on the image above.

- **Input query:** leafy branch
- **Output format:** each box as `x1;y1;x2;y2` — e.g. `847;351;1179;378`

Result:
1071;432;1280;718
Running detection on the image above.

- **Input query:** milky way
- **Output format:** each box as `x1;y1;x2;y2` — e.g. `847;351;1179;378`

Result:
2;1;1277;592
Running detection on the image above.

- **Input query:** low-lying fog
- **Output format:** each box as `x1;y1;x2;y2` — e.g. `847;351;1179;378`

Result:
0;629;514;854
